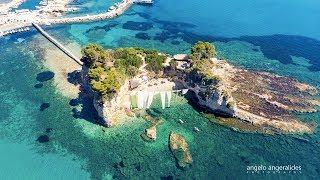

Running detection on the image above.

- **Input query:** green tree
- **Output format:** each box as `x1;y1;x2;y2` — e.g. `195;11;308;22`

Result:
192;56;220;82
81;44;110;66
102;68;126;94
88;66;105;81
191;41;216;60
113;48;143;68
145;53;166;73
90;68;126;95
126;66;139;77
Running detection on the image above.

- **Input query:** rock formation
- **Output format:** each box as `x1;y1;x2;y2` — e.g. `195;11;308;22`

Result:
145;125;157;140
182;58;319;133
93;81;131;126
82;44;319;134
169;132;193;168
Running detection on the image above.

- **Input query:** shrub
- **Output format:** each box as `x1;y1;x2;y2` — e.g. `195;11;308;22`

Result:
81;44;110;66
90;68;126;96
145;53;166;73
113;48;143;68
192;58;215;79
88;66;105;81
191;41;216;60
126;66;139;77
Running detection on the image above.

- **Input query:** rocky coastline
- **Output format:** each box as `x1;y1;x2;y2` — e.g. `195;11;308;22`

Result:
179;58;319;134
169;132;193;169
80;43;319;134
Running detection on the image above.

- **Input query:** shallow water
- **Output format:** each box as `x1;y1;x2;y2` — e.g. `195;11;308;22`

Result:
1;0;320;179
16;0;42;10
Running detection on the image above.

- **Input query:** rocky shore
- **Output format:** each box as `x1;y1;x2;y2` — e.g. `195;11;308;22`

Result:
80;43;319;134
91;61;318;134
93;80;131;127
178;58;319;134
169;132;193;169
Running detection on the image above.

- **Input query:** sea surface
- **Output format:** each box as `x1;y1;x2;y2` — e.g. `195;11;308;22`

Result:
16;0;42;10
0;0;320;179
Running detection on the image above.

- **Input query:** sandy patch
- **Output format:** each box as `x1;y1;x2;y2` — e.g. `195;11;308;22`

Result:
42;42;82;98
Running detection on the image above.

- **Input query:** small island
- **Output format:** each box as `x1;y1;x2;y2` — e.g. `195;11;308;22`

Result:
79;41;319;134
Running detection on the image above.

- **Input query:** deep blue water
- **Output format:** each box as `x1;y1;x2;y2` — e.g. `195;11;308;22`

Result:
0;0;320;179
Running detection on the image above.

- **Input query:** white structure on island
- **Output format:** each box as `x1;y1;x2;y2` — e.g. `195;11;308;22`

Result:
132;89;189;110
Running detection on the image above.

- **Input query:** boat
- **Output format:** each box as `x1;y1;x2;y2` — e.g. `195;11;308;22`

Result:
109;6;116;11
194;127;200;132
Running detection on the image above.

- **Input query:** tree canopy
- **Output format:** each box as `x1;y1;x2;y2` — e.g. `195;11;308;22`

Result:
89;68;126;96
112;48;143;77
83;44;146;97
145;52;166;73
82;43;220;97
191;41;216;60
190;42;220;83
81;44;110;66
114;48;142;67
169;60;178;70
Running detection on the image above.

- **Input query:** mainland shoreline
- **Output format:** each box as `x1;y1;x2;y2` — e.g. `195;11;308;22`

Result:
0;0;25;13
0;0;135;37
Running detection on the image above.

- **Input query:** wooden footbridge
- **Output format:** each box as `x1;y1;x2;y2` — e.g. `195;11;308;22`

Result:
32;23;83;66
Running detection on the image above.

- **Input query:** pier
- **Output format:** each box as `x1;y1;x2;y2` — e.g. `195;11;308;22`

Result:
32;23;83;66
133;0;153;5
0;0;135;37
48;0;133;25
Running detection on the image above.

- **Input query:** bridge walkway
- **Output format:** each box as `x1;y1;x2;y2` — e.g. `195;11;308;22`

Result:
32;23;83;66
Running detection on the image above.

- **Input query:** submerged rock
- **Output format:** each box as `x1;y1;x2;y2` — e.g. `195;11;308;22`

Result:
113;160;126;169
141;128;156;142
37;135;49;143
145;125;157;140
171;40;180;45
141;118;164;142
40;103;50;111
119;160;125;168
45;128;53;133
122;21;153;31
160;175;174;180
169;132;193;168
34;83;43;88
134;163;141;171
135;32;151;40
36;71;54;82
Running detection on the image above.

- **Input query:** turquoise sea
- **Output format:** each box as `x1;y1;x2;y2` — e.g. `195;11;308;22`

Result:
0;0;320;179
